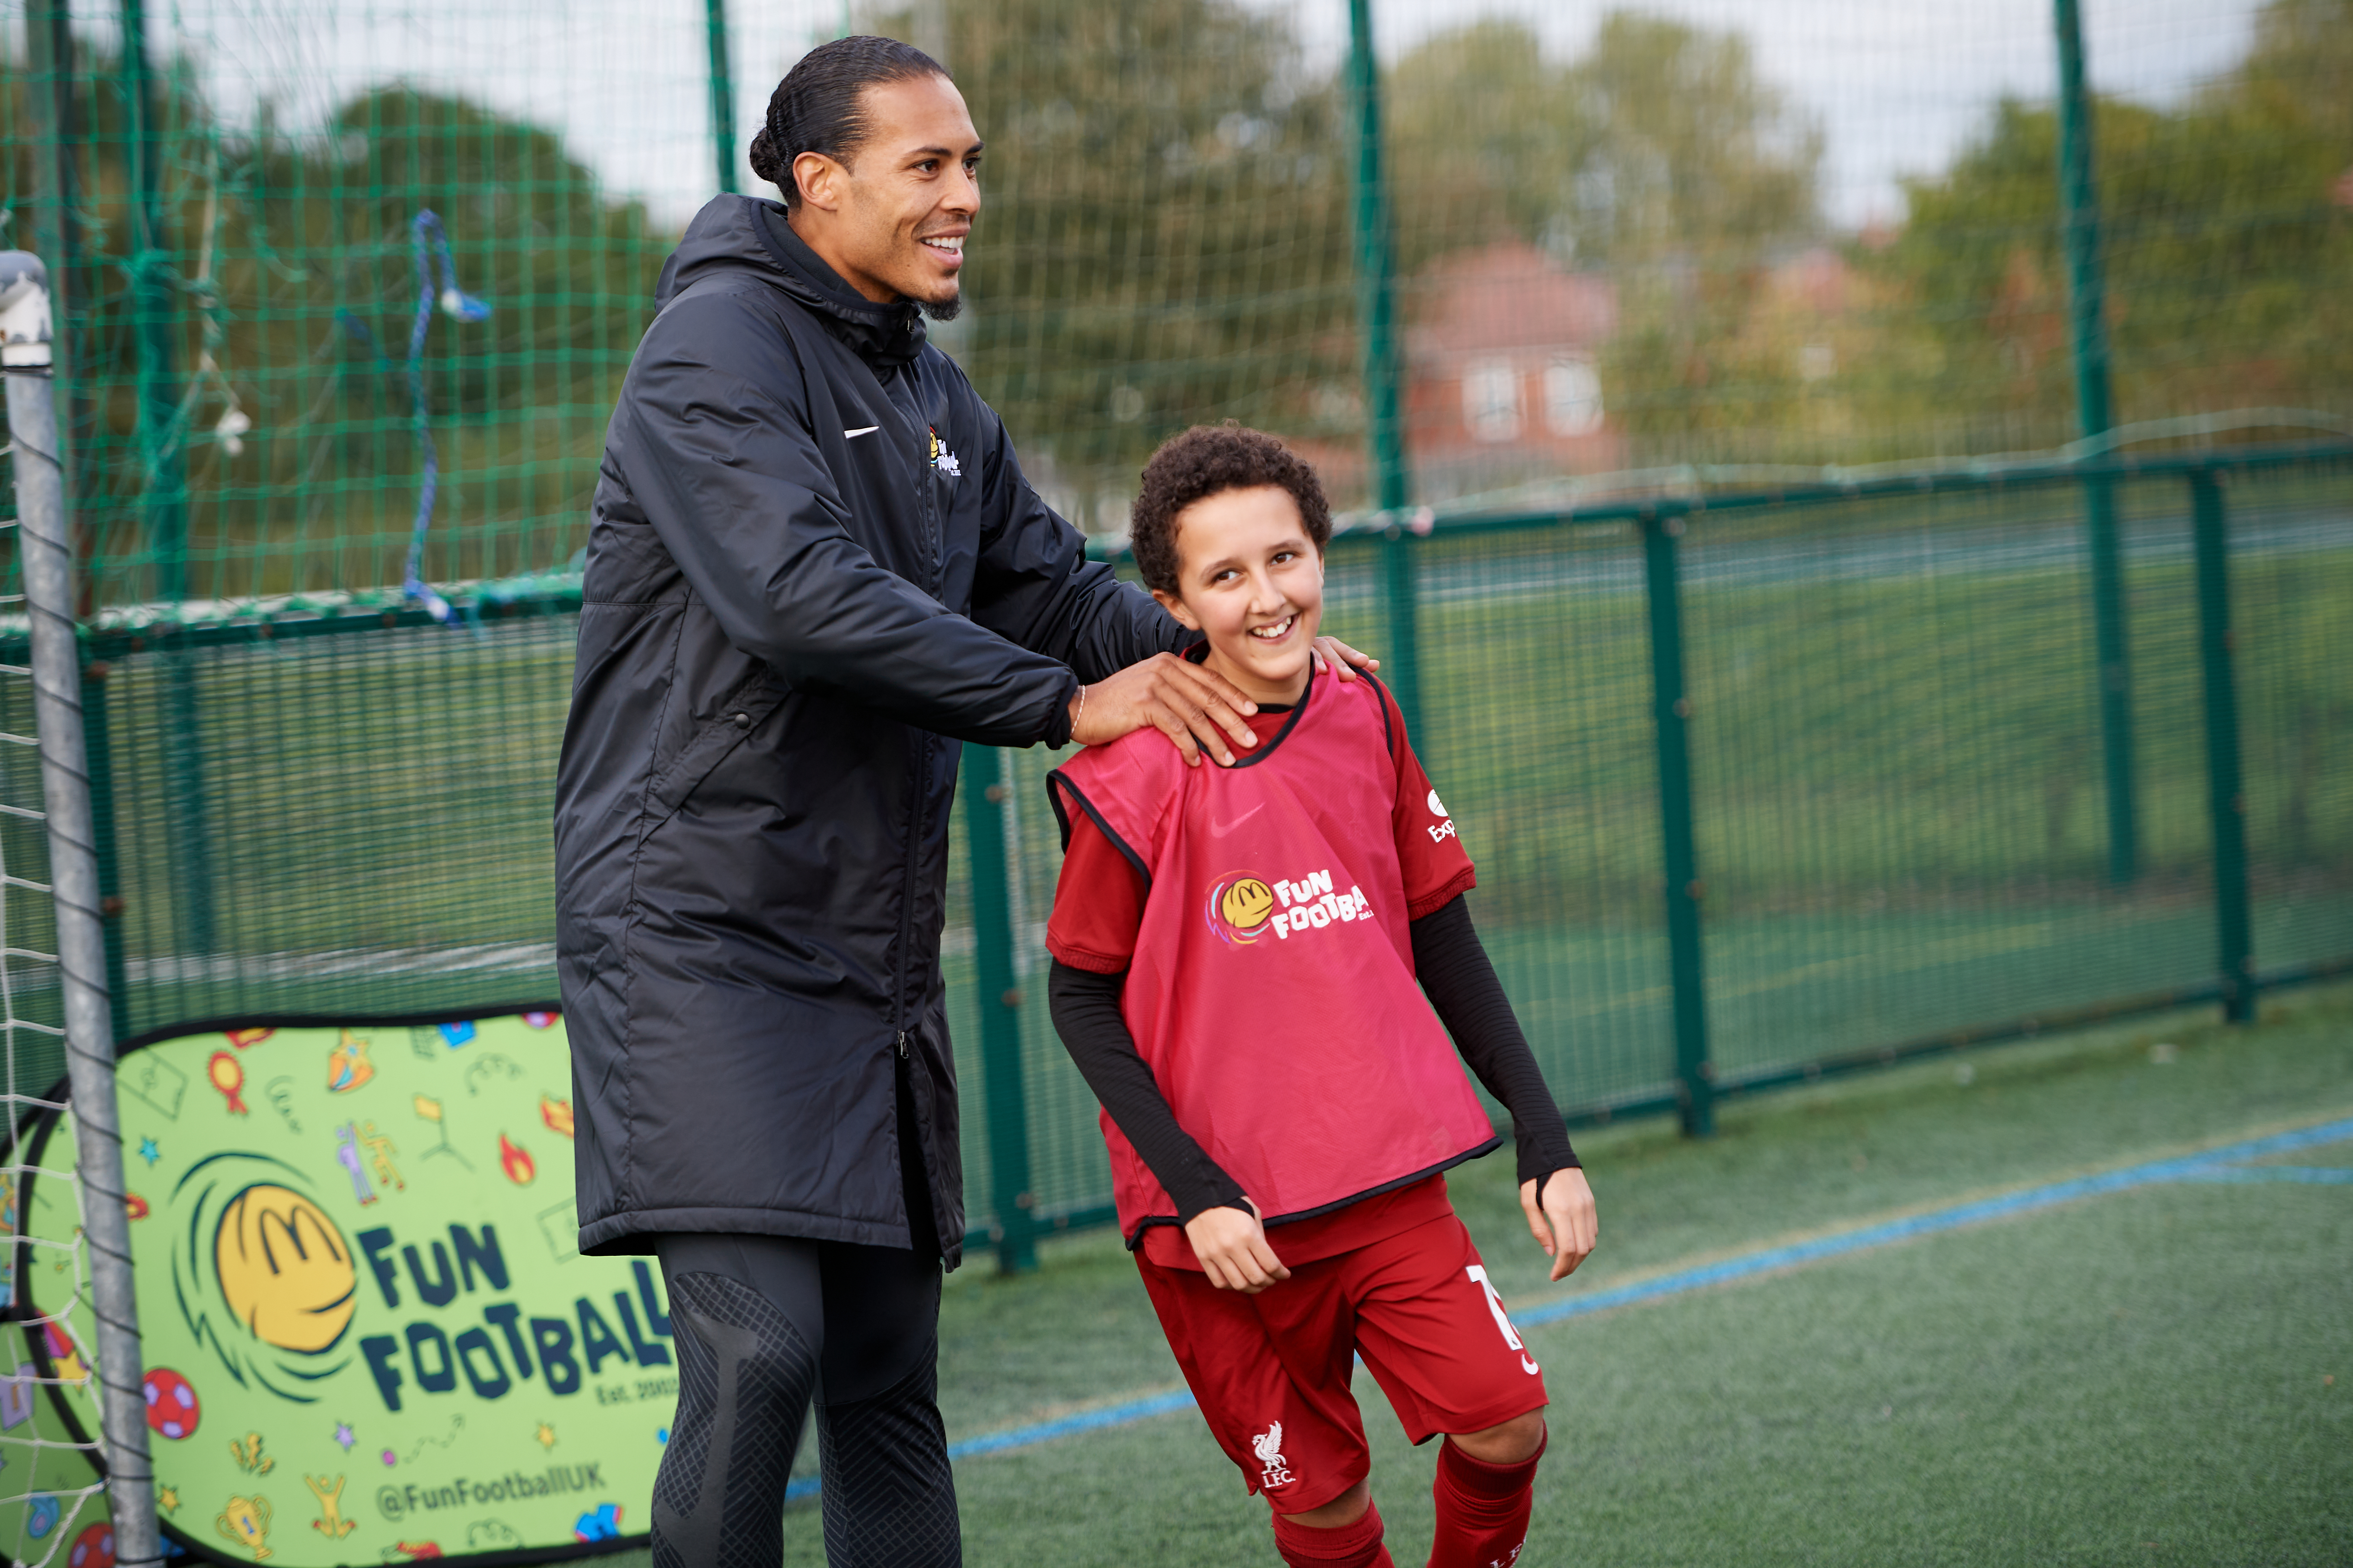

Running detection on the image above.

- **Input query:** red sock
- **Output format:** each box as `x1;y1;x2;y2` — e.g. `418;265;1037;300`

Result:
1427;1426;1545;1568
1272;1498;1396;1568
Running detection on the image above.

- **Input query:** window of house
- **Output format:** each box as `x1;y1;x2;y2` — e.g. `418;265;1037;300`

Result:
1544;356;1604;437
1462;357;1524;443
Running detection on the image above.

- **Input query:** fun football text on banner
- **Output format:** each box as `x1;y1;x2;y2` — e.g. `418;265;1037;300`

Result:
21;1015;671;1565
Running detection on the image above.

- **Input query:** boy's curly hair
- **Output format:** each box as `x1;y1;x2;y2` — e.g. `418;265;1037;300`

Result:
1129;425;1332;596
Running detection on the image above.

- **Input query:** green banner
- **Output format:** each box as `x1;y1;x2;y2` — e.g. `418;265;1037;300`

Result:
20;1014;673;1565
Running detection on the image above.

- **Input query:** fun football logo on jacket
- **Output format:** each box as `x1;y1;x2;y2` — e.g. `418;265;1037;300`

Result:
1204;867;1373;946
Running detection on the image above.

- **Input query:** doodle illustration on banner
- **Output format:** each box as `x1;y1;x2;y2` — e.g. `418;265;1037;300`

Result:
209;1052;250;1115
24;1493;57;1539
498;1134;535;1186
41;1318;89;1386
226;1029;275;1050
216;1493;272;1559
0;1361;37;1429
229;1432;274;1474
264;1078;304;1134
464;1054;523;1098
573;1503;623;1543
143;1366;201;1439
67;1520;111;1567
120;1050;189;1119
413;1095;472;1169
302;1473;356;1540
539;1096;573;1138
360;1122;404;1191
332;1125;377;1206
325;1031;374;1094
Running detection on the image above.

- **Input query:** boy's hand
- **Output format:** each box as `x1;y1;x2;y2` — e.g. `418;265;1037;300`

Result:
1521;1168;1597;1282
1073;654;1260;767
1309;635;1379;683
1185;1199;1290;1294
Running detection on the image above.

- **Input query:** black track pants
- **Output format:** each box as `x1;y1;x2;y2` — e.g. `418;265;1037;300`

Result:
651;1232;959;1568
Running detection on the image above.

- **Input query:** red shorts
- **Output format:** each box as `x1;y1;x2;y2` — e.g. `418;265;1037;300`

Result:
1136;1210;1549;1515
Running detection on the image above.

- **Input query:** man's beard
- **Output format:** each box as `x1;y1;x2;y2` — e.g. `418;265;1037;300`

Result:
920;292;963;322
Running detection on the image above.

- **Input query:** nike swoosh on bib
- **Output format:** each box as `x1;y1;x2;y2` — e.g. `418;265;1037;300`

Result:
844;425;879;438
1209;803;1264;837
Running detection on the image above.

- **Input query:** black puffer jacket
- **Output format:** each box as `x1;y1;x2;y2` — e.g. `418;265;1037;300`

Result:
556;195;1184;1266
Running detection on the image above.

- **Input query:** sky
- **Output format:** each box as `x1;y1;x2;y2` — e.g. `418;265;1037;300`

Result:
10;0;2264;233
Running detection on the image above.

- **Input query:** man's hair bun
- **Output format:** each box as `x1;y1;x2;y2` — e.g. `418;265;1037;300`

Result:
747;123;786;186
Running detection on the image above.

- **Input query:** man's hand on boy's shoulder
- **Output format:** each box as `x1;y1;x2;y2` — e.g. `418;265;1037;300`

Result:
1068;637;1377;766
1307;634;1377;684
1184;1198;1292;1293
1521;1168;1598;1283
1071;653;1259;767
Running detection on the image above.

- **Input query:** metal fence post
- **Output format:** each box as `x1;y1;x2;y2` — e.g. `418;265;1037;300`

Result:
1346;0;1423;743
962;744;1037;1273
2054;0;2137;886
1381;529;1424;744
118;0;217;960
1640;512;1713;1135
2188;469;2253;1023
4;251;165;1568
704;0;738;196
81;656;130;1025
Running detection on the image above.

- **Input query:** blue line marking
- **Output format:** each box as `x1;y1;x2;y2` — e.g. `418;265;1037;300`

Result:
784;1390;1203;1500
2172;1165;2353;1184
948;1390;1200;1458
776;1114;2353;1501
1516;1115;2353;1329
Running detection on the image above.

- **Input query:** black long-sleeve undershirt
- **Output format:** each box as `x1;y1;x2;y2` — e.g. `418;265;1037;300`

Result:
1047;894;1579;1228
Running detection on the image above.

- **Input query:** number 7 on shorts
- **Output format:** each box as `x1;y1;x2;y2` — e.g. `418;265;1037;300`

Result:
1467;1264;1541;1376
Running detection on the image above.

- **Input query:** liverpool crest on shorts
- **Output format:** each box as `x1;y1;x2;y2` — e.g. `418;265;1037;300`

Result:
1252;1421;1295;1487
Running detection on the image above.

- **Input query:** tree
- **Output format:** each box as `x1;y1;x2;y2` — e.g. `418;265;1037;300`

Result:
2;53;669;600
1865;0;2353;453
866;0;1358;519
1382;19;1596;277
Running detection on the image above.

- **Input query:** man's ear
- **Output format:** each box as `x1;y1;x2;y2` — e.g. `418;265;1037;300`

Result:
793;150;848;213
1151;587;1201;632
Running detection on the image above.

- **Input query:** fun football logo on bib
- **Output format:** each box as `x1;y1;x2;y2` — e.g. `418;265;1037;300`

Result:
1204;873;1278;945
1204;867;1374;946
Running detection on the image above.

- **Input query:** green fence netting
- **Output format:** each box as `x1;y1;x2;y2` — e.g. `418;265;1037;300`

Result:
2;0;2349;1265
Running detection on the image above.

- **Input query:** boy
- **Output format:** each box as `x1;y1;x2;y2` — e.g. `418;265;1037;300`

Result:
1045;425;1597;1568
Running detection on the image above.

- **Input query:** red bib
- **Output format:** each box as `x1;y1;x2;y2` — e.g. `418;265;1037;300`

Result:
1048;666;1499;1244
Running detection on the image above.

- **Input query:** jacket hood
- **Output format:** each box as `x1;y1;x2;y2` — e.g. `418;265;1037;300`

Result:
657;193;930;366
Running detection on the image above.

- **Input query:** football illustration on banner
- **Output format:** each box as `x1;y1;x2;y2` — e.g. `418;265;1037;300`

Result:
18;1012;671;1565
143;1368;201;1440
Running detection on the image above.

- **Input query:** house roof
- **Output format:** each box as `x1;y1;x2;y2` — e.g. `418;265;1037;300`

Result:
1407;240;1617;366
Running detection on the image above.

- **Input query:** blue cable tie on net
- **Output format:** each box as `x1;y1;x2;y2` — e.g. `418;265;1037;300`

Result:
337;210;490;622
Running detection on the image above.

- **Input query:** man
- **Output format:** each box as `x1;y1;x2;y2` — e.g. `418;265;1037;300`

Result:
553;34;1369;1568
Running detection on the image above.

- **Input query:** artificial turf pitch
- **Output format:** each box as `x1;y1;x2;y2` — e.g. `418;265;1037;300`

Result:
603;983;2352;1566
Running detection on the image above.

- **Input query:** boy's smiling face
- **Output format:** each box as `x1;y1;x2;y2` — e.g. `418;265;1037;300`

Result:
1151;484;1325;709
